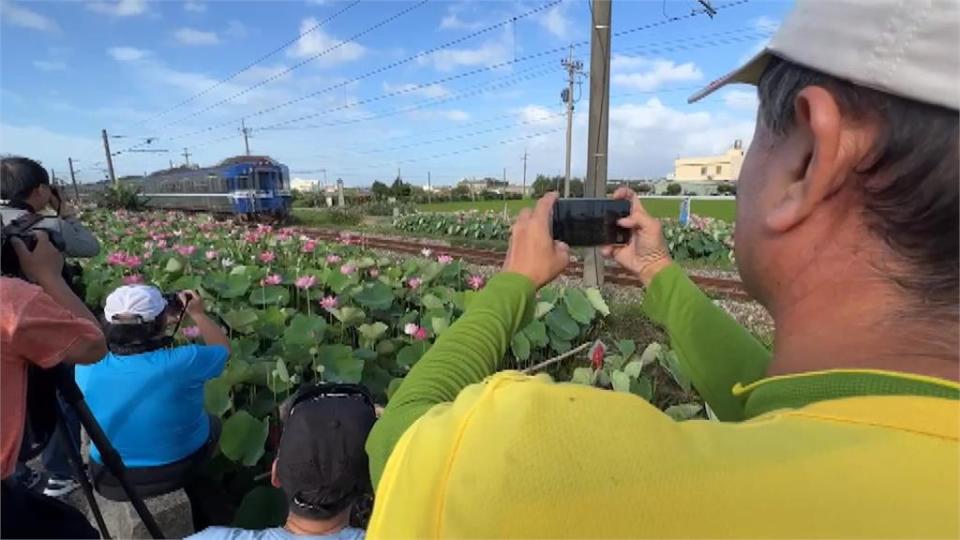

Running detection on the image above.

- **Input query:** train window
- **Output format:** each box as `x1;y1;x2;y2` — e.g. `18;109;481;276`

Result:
236;175;250;190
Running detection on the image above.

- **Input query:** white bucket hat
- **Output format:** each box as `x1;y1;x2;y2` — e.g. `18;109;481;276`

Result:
103;285;168;323
689;0;959;110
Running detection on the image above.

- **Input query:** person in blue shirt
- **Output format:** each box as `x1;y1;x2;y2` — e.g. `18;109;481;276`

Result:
189;384;376;540
75;285;230;500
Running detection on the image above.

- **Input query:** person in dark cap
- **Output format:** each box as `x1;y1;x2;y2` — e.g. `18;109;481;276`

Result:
189;383;377;540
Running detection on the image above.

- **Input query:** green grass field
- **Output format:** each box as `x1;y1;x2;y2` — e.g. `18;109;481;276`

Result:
416;197;737;222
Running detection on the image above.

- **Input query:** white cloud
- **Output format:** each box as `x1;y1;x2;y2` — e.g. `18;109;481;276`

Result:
184;0;206;12
174;28;220;46
418;30;511;72
33;60;66;71
305;0;327;4
440;109;470;122
288;17;365;66
108;46;150;62
86;0;148;17
0;122;102;177
0;1;59;33
382;82;450;99
225;20;247;39
538;3;570;38
439;13;485;31
722;89;758;111
752;15;780;33
612;56;703;91
518;105;563;126
515;97;754;179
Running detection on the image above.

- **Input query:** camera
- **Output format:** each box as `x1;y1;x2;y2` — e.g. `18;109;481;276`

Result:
1;213;67;279
163;290;196;313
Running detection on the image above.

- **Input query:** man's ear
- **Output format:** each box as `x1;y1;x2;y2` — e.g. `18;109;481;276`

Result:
271;459;280;488
766;86;854;232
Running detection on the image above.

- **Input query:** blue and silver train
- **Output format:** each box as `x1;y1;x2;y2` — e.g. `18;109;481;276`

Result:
140;155;292;220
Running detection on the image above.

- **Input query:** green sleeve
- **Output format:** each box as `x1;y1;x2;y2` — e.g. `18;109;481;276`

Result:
643;264;771;421
366;272;536;489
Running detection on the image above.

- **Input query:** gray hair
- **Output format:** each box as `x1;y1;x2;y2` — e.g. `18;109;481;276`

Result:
757;56;959;314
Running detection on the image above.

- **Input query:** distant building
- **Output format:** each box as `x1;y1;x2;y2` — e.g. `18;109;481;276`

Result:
456;177;530;197
673;140;745;182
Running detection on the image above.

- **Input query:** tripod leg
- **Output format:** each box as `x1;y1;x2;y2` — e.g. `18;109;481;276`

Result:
53;367;166;539
55;409;111;539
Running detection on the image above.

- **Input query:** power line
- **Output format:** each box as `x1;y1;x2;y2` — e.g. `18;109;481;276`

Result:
160;0;563;141
136;0;361;127
159;0;431;131
172;24;764;146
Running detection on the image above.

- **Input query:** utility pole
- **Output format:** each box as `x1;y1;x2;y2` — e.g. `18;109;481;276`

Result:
240;119;252;156
502;167;507;202
182;148;192;167
521;150;528;198
67;158;79;201
427;171;432;204
561;45;584;198
583;0;612;287
169;159;174;169
336;178;345;207
102;129;117;184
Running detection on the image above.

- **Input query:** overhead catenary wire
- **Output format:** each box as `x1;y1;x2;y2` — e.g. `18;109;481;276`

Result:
169;21;765;148
159;0;560;136
135;0;361;128
122;0;758;169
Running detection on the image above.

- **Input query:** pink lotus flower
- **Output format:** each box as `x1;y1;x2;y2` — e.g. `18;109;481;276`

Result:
205;250;219;260
420;248;433;257
590;340;607;370
261;274;282;286
368;268;380;278
319;295;339;311
301;240;316;253
340;264;356;275
143;250;153;260
467;275;485;290
123;255;142;269
407;277;422;290
413;327;429;341
143;240;155;250
157;239;168;249
404;323;419;336
175;245;197;257
181;326;201;339
122;274;144;285
326;254;342;264
437;254;454;265
295;275;317;290
259;251;276;264
244;232;262;243
106;252;126;266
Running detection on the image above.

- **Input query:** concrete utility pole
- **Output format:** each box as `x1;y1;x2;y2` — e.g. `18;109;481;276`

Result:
240;119;252;156
102;129;117;184
427;171;432;204
336;178;345;207
502;167;507;201
561;45;584;199
521;150;528;198
182;148;192;167
583;0;612;287
67;158;79;201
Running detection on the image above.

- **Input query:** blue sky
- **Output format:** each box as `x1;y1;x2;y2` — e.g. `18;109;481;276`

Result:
0;0;791;186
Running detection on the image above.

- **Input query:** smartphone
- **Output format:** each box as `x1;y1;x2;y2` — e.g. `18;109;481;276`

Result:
551;198;631;247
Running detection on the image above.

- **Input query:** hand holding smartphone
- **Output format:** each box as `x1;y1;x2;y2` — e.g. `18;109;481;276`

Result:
551;198;631;247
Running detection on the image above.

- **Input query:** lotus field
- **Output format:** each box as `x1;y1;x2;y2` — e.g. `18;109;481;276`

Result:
80;210;628;518
393;211;735;262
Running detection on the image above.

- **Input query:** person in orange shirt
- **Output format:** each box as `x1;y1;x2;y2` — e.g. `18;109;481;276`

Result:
1;232;107;539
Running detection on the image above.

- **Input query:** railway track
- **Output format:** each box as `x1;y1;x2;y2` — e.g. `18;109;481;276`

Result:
295;227;753;302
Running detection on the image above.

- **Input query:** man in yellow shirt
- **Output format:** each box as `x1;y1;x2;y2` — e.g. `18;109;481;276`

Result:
366;0;959;537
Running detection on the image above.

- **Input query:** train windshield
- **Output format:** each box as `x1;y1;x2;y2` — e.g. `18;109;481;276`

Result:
256;170;277;191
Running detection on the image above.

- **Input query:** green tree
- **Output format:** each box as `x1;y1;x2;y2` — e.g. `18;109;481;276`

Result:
371;181;390;200
665;183;682;196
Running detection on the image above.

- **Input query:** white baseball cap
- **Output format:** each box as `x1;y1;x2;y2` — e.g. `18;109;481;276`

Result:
689;0;960;110
104;285;168;323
